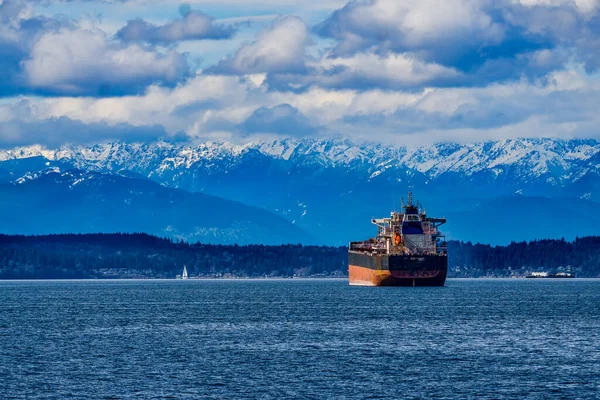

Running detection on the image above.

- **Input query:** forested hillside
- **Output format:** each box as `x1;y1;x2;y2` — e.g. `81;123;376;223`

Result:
449;237;600;278
0;234;346;279
0;234;599;279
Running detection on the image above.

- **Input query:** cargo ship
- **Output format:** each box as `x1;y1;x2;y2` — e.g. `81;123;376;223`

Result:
348;193;448;286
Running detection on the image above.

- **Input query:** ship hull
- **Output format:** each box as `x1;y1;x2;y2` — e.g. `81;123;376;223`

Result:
348;251;447;287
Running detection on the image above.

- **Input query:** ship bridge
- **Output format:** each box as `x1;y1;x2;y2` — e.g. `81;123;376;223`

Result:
402;213;424;235
352;192;447;256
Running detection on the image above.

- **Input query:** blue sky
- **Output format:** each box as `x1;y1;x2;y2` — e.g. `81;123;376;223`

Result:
2;0;600;147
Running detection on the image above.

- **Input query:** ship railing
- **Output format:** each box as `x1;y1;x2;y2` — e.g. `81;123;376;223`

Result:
405;251;446;257
349;242;388;254
349;242;380;250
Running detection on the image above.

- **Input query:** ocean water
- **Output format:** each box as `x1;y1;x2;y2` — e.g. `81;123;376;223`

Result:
0;279;599;399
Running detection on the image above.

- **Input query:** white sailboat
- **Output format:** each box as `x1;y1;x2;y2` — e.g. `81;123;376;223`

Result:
182;265;189;280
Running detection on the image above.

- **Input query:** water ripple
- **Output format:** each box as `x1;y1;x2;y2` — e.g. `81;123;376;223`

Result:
1;279;599;399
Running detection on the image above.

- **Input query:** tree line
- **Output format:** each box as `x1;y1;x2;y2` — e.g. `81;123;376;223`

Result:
0;233;347;279
449;237;600;277
0;233;598;279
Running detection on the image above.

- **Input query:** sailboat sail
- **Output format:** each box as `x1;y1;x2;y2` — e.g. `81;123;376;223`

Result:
182;265;188;279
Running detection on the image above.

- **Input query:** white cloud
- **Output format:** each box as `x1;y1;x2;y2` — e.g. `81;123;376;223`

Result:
212;16;309;74
0;99;168;146
289;52;464;91
22;28;189;95
318;0;504;58
33;74;259;134
313;0;600;83
513;0;600;14
4;0;600;147
13;67;597;146
116;11;235;43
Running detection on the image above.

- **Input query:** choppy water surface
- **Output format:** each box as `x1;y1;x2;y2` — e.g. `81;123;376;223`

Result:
1;279;599;399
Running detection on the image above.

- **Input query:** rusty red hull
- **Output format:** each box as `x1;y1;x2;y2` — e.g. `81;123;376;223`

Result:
348;251;447;287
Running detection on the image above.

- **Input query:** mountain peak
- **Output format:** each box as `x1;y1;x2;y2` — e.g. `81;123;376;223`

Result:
1;137;600;245
2;136;600;187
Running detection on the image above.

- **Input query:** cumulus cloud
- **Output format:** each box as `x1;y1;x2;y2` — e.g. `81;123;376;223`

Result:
0;102;168;147
22;69;600;145
116;10;235;44
0;0;192;97
22;28;190;96
326;70;600;144
316;0;505;63
514;0;600;14
210;16;309;74
27;74;261;140
4;0;600;146
0;66;596;148
202;0;600;92
313;0;600;84
268;52;464;91
0;118;169;147
240;103;319;136
0;0;70;96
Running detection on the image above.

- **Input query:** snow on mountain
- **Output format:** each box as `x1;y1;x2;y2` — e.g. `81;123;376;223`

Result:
1;137;598;183
2;137;600;244
14;167;62;185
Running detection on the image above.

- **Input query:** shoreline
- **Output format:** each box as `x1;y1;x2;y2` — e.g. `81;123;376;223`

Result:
0;277;596;281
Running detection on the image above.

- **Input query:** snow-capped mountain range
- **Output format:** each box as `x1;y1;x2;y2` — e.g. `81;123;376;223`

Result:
1;137;599;180
1;137;600;244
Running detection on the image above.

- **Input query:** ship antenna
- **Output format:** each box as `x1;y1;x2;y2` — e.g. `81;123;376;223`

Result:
408;191;413;206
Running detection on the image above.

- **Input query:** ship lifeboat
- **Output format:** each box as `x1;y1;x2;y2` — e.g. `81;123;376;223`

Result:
394;233;402;246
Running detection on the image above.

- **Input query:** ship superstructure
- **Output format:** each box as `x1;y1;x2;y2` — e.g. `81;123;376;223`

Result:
348;192;448;286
